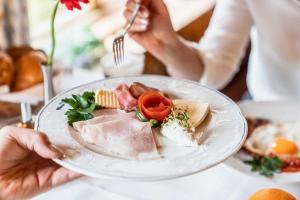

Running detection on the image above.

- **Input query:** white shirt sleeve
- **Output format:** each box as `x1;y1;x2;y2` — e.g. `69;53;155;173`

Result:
194;0;253;89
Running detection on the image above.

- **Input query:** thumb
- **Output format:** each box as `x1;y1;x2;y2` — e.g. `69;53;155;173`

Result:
1;126;61;159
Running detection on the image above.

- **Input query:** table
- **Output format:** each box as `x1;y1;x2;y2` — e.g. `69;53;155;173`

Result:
34;164;300;199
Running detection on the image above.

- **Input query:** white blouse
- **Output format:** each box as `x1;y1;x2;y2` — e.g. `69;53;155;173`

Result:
195;0;300;100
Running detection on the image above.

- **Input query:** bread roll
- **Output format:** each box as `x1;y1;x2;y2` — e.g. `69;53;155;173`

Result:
0;52;14;87
13;51;47;91
6;46;34;61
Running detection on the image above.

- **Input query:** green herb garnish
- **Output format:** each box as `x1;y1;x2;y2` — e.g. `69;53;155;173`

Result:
162;107;191;130
62;91;102;125
135;109;162;127
135;109;148;122
149;119;161;128
244;156;283;177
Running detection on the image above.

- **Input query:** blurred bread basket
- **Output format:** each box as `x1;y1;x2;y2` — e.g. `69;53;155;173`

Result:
0;46;60;117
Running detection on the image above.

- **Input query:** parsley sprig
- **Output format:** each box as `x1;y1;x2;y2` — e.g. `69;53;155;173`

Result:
244;156;283;177
62;91;102;125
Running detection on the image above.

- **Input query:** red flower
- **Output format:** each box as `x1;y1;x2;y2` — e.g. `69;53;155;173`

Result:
60;0;89;10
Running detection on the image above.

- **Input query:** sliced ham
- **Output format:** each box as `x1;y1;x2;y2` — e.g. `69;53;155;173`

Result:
129;82;157;98
73;109;135;131
73;109;160;160
129;82;167;99
114;84;137;112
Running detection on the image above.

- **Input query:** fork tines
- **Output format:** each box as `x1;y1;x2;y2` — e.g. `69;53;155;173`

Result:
113;3;140;66
113;35;124;66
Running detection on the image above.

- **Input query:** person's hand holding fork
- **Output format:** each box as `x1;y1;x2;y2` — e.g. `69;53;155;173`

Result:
124;0;205;81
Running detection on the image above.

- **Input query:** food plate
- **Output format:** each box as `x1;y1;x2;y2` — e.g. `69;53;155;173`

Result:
35;75;247;181
225;101;300;183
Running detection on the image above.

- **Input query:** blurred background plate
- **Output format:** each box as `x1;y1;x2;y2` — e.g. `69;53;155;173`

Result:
225;101;300;183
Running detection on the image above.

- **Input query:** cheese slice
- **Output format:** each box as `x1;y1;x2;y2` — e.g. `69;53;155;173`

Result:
96;90;120;109
173;99;210;129
161;120;199;146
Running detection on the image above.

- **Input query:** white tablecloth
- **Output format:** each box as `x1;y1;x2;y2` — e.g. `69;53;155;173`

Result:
33;163;300;200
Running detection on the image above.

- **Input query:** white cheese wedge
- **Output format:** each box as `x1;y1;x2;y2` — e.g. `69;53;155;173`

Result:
161;100;210;146
161;120;198;146
173;100;210;130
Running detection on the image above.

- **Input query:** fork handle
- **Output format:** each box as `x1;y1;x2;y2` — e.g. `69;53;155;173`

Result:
124;3;140;33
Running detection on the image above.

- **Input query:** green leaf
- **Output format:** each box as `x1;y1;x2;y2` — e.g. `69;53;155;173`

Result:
73;94;89;108
135;109;148;122
149;119;162;128
61;91;101;126
80;103;97;113
62;98;79;109
244;156;283;178
82;91;95;101
135;109;162;127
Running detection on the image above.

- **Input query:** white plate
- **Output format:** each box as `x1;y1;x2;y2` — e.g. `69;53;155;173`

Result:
35;75;247;181
225;101;300;183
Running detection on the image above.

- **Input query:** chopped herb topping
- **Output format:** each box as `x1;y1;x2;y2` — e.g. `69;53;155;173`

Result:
163;107;192;131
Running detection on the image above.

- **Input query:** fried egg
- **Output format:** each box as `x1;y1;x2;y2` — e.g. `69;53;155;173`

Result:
244;122;300;157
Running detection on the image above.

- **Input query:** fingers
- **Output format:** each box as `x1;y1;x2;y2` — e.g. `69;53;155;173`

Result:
51;167;82;187
29;165;82;197
1;126;61;159
126;0;167;14
124;3;149;32
123;9;149;32
125;1;150;19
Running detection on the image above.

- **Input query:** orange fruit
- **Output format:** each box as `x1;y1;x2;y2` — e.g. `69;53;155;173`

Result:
249;188;296;200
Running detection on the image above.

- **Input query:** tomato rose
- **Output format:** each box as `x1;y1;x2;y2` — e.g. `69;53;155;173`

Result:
60;0;89;10
138;91;172;122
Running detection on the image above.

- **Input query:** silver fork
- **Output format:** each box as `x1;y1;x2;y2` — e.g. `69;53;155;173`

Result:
113;3;140;65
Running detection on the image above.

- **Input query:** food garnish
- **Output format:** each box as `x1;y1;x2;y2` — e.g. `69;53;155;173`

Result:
244;156;283;177
135;108;148;122
163;107;192;131
161;107;202;146
135;109;161;127
160;100;210;147
62;91;102;125
172;100;210;130
138;91;172;122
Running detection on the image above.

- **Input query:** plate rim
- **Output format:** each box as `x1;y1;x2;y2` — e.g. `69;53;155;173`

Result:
35;75;248;181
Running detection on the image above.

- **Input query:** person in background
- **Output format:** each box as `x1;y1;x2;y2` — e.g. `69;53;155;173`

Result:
124;0;300;100
0;126;80;200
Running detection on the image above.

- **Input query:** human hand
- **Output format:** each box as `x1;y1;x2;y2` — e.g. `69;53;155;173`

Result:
124;0;179;58
0;126;81;200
